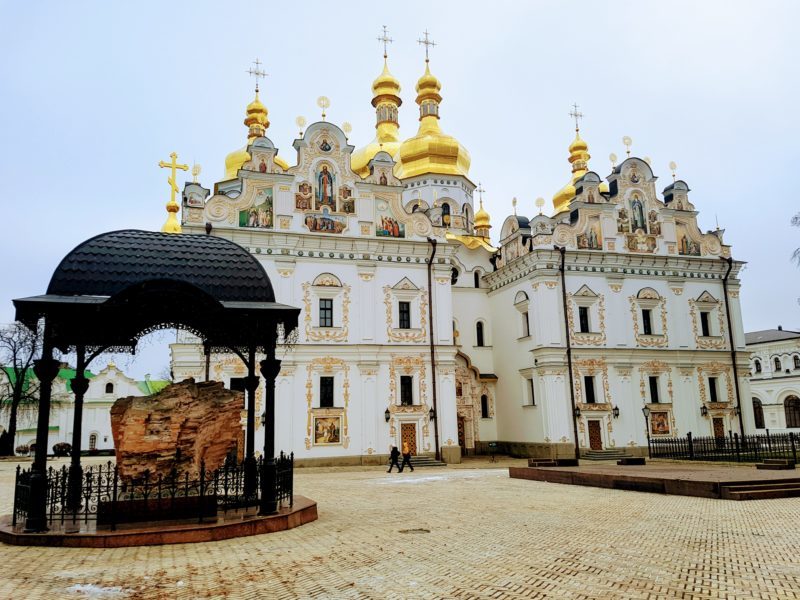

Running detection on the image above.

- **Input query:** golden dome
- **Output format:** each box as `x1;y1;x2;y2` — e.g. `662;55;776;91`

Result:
552;131;591;213
474;199;491;229
394;61;471;179
352;57;403;178
224;89;288;180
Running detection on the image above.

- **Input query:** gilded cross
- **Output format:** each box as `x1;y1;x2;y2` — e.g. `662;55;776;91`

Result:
418;30;436;61
158;152;189;205
378;25;393;58
569;103;583;132
247;58;267;92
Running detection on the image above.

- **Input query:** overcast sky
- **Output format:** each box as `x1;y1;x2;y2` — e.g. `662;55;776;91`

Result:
1;1;798;378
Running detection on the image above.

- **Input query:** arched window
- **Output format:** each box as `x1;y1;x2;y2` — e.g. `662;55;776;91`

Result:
752;398;765;429
794;356;800;370
451;268;459;285
474;270;481;288
481;394;490;418
774;357;782;372
476;322;485;347
105;382;114;394
411;204;419;213
785;396;800;428
441;202;451;226
89;433;98;451
754;359;761;374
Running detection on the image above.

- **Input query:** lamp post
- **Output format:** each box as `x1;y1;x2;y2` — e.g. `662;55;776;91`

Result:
384;407;391;423
642;406;651;458
612;405;620;419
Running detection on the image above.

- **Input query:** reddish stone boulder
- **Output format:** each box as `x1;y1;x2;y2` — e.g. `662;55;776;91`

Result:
110;379;243;481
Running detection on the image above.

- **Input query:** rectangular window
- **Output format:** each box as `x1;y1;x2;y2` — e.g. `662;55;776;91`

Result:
529;378;536;406
649;376;660;403
400;376;413;406
700;311;710;337
578;306;590;333
584;375;596;404
708;377;718;403
320;376;334;407
481;395;490;418
522;312;530;337
319;298;333;328
642;309;653;336
399;301;411;329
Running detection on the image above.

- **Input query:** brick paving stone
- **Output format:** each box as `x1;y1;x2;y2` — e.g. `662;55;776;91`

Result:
1;457;800;598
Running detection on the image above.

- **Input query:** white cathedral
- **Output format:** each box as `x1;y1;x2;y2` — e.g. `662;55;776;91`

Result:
170;41;750;465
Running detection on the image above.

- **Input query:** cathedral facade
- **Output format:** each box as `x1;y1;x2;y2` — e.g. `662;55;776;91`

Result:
170;45;751;464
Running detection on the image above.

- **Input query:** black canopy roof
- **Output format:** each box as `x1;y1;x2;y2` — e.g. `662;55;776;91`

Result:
14;230;298;354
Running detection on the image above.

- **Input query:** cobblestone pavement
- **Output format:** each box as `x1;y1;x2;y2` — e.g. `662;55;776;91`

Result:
1;457;800;599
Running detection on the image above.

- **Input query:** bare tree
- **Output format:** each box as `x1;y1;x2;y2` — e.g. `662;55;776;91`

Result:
0;322;41;455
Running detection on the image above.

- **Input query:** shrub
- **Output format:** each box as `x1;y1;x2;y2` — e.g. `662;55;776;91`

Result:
53;442;72;457
15;444;30;456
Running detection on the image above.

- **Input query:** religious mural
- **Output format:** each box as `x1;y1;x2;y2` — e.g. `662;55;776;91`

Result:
339;186;355;214
258;158;268;173
650;411;670;435
295;181;313;211
304;208;347;234
577;219;602;250
238;188;273;228
319;138;332;152
677;224;701;256
185;191;205;208
314;416;341;445
625;231;657;253
648;210;661;236
631;195;646;232
316;165;336;210
617;207;631;233
375;200;404;238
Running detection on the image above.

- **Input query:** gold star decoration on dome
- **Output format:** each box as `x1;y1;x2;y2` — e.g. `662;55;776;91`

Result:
317;96;330;120
377;25;393;58
418;29;436;61
569;102;583;132
246;58;267;92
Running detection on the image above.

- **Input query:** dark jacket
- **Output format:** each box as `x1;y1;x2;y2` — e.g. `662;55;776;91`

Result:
389;447;401;462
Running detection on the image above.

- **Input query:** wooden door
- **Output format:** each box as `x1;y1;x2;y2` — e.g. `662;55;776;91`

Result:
401;423;417;455
588;420;603;450
712;417;725;438
457;416;466;453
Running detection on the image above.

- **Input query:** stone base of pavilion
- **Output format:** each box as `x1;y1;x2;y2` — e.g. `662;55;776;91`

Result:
509;462;800;500
0;495;317;548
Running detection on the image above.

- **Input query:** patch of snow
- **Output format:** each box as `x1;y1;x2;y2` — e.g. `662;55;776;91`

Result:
66;583;130;598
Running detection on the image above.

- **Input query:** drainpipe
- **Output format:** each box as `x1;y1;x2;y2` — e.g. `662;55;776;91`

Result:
427;237;441;461
556;246;581;461
721;256;745;436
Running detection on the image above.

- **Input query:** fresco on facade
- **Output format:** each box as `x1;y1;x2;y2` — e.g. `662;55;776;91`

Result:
650;411;670;435
316;165;336;210
648;210;661;235
304;208;347;234
631;195;646;231
295;181;313;211
185;191;205;208
677;224;701;256
339;186;355;214
314;416;341;445
375;200;404;238
626;231;657;253
238;188;273;228
617;207;631;233
577;219;602;250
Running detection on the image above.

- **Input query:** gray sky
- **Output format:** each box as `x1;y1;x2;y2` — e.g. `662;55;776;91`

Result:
1;1;797;377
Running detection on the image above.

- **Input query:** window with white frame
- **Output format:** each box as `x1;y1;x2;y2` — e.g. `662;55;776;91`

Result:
514;291;530;338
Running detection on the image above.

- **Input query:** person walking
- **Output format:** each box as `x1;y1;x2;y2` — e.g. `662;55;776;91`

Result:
387;445;401;473
399;441;414;472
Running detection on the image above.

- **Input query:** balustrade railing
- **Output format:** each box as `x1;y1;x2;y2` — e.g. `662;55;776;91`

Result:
649;430;798;463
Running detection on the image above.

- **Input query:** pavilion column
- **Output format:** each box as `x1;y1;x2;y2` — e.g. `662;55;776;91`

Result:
259;355;281;515
67;346;89;513
243;346;259;499
25;333;60;533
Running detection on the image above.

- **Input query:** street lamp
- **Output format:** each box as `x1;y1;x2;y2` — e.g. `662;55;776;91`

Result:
612;405;620;419
573;406;581;418
384;407;391;423
700;404;709;417
642;406;651;458
429;407;436;421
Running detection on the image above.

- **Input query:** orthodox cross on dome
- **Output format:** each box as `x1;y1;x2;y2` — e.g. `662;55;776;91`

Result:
418;29;436;61
378;25;393;58
476;182;486;203
569;102;583;133
246;58;267;93
158;151;189;233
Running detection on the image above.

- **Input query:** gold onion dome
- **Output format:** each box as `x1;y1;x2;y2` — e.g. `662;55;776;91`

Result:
351;57;403;178
474;199;491;230
394;61;471;179
224;89;288;180
552;130;607;213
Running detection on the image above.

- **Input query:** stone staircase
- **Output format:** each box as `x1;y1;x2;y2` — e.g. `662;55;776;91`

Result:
720;479;800;500
403;455;447;468
580;449;630;461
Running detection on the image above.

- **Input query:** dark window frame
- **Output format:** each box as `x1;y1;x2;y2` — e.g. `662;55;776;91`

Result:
476;321;485;347
584;375;596;404
786;396;800;428
642;309;653;336
105;382;114;394
648;375;660;403
481;394;490;418
522;311;530;337
398;301;411;329
578;306;590;333
400;375;413;406
708;376;718;403
753;398;765;429
319;298;333;328
320;376;335;408
700;311;711;337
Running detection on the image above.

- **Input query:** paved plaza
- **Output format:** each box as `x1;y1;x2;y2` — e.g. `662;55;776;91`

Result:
1;458;800;599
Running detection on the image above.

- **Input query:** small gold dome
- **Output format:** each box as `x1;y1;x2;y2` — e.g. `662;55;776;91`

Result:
394;61;470;179
224;90;287;179
371;59;401;101
474;199;491;229
552;131;592;213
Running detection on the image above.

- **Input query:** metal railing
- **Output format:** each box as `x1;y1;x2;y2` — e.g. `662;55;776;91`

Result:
649;431;798;463
13;453;294;530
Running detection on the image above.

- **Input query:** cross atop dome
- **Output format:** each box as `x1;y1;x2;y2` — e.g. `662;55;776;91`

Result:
247;58;267;93
377;25;393;59
418;29;436;61
569;102;583;133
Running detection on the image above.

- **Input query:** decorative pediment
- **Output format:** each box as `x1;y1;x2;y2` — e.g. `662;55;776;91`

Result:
514;291;529;304
393;277;419;291
574;284;598;298
313;273;342;287
696;290;717;303
637;287;661;300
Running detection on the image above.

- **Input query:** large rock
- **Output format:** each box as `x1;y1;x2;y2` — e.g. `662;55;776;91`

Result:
110;379;244;481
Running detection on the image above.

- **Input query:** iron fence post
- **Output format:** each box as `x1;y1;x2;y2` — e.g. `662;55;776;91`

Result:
687;432;694;460
199;460;206;524
734;432;741;462
791;432;797;464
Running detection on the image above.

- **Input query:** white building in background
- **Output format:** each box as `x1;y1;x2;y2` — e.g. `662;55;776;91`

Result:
170;43;750;465
746;327;800;432
2;364;167;455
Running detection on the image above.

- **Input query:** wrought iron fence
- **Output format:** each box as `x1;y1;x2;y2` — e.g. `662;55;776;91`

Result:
649;430;798;463
13;453;294;530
